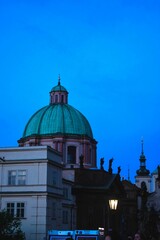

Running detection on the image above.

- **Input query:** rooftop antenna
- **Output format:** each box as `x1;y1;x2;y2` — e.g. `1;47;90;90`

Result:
128;166;130;182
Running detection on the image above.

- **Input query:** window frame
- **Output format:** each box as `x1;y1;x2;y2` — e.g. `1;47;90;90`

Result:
8;170;27;186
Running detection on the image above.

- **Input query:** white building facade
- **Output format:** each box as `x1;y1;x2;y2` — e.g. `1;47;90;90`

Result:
0;146;76;240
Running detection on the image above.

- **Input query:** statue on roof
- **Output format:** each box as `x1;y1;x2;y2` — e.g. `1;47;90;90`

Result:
108;158;113;174
100;157;104;170
118;166;121;175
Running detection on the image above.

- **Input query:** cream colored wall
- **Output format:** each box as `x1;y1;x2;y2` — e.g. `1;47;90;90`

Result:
0;146;76;240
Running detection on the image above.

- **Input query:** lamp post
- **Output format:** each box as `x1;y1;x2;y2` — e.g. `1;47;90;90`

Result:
107;199;118;238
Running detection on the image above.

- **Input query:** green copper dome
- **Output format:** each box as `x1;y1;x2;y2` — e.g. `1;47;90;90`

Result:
23;104;93;138
22;79;93;139
51;84;67;92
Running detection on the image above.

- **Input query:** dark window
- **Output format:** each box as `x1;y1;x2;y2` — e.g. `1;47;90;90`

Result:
62;210;68;224
17;202;25;218
7;202;25;218
61;95;64;103
67;146;76;164
7;202;15;216
55;95;58;103
52;202;56;219
53;171;57;186
63;187;69;199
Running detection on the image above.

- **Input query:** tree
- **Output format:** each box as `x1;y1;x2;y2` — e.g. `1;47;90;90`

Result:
139;206;160;240
0;210;25;240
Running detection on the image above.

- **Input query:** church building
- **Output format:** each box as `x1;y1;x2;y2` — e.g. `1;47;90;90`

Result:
0;77;125;240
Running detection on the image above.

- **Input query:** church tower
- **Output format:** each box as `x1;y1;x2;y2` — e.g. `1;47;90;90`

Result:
135;139;151;192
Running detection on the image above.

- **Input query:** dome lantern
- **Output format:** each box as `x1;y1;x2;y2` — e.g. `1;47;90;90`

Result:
50;75;68;104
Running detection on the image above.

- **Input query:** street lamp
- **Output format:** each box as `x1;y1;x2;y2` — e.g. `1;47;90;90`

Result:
107;199;118;238
109;199;118;210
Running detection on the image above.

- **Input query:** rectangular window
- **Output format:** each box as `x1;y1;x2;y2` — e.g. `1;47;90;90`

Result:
17;202;25;218
67;146;76;164
8;170;26;185
53;171;57;186
8;170;16;185
52;202;56;219
7;202;15;216
55;95;58;103
62;210;68;224
18;170;26;185
7;202;25;218
63;187;68;199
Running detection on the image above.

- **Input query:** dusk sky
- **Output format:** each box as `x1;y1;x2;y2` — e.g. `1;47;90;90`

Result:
0;0;160;182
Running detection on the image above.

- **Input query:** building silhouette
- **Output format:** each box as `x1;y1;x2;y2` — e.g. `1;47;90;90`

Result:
135;139;151;192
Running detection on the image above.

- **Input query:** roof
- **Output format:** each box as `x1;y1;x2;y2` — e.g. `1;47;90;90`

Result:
152;167;158;175
23;104;93;138
72;168;125;197
51;84;67;92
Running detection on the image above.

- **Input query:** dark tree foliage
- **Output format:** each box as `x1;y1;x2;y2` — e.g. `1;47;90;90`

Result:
139;207;160;240
0;210;25;240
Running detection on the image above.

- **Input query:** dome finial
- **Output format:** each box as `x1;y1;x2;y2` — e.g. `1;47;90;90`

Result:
58;74;61;85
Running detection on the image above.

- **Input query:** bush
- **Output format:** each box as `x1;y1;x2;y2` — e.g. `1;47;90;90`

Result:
0;210;25;240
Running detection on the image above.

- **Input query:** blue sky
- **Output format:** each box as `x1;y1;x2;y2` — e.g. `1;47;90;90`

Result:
0;0;160;181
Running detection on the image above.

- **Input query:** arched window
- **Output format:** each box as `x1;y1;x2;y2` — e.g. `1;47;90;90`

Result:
61;95;64;103
67;146;76;164
55;95;58;103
